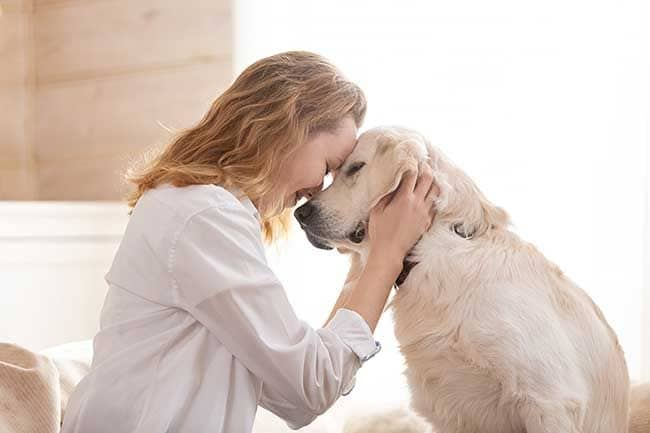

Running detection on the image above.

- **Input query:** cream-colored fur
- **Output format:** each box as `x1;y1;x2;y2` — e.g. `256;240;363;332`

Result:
305;126;630;433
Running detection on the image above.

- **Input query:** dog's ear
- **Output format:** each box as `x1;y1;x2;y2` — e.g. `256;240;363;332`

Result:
369;134;423;209
476;194;510;235
437;161;510;238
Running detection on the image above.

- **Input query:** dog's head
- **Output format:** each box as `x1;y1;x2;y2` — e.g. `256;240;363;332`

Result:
294;126;509;252
293;126;428;251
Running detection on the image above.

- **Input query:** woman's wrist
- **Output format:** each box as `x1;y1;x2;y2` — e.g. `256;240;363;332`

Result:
367;248;404;278
338;251;402;332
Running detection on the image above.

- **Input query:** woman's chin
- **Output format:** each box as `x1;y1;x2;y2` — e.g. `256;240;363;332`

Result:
284;193;298;209
259;192;298;216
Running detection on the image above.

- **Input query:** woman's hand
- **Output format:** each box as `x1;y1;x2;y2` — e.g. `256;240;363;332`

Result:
336;163;438;332
368;163;438;265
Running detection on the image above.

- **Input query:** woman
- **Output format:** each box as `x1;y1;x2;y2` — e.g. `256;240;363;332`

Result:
61;51;436;433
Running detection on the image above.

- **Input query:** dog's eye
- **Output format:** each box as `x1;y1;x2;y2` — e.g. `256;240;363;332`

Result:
346;162;365;176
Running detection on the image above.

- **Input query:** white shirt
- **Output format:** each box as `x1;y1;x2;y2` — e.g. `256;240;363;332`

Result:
61;183;380;433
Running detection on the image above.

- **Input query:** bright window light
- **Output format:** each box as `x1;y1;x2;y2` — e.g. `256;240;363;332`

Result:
235;2;650;412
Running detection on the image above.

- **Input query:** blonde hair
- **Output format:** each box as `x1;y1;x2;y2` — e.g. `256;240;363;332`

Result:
124;51;366;242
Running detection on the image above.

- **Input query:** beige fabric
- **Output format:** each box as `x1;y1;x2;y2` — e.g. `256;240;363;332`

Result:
344;407;432;433
0;342;91;433
0;343;61;433
631;382;650;433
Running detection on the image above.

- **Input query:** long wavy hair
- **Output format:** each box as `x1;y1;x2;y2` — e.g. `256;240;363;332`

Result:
124;51;366;242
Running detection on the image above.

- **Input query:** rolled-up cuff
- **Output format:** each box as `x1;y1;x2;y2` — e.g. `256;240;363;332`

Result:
326;308;382;364
341;376;356;396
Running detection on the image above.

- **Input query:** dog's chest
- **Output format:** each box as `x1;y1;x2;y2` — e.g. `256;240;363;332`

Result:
390;257;469;360
390;277;525;433
389;232;498;349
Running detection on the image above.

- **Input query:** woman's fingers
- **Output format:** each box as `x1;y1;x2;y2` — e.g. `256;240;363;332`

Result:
400;170;418;194
425;179;440;204
367;161;441;261
414;163;434;198
377;162;437;215
377;170;416;211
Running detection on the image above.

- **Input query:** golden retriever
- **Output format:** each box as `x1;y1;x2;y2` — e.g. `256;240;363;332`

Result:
295;126;630;433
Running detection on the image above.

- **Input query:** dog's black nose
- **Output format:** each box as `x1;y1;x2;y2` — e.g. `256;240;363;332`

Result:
294;202;315;225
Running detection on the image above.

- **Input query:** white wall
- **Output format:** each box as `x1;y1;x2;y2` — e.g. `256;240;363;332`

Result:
236;0;650;403
0;202;128;351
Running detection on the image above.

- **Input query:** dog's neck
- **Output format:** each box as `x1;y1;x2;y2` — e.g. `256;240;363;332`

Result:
393;222;478;288
395;258;418;287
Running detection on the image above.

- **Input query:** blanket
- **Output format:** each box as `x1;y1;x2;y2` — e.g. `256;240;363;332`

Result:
0;342;90;433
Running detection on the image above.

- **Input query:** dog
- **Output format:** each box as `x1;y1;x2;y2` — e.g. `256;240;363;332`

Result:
294;126;630;433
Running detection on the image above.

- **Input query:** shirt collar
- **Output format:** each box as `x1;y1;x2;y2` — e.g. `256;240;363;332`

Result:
226;186;261;222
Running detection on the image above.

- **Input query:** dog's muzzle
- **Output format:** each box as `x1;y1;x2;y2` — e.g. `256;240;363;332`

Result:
348;221;366;243
304;231;333;250
294;202;334;250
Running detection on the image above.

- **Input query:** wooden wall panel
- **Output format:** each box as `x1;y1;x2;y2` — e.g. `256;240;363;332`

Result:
0;0;233;200
0;0;31;87
31;0;233;200
0;0;37;200
34;0;231;84
0;86;31;160
37;154;132;200
0;165;37;200
35;60;231;162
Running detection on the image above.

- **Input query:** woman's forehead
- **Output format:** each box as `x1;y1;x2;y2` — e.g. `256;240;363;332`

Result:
317;119;357;158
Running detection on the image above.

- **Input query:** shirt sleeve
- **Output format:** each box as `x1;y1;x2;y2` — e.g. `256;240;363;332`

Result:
259;309;381;429
169;204;381;428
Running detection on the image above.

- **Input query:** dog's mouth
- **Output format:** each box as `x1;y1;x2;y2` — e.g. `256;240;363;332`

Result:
347;221;366;244
303;230;334;250
301;220;367;250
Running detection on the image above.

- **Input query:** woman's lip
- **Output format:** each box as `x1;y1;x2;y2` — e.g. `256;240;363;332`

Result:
289;193;298;207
